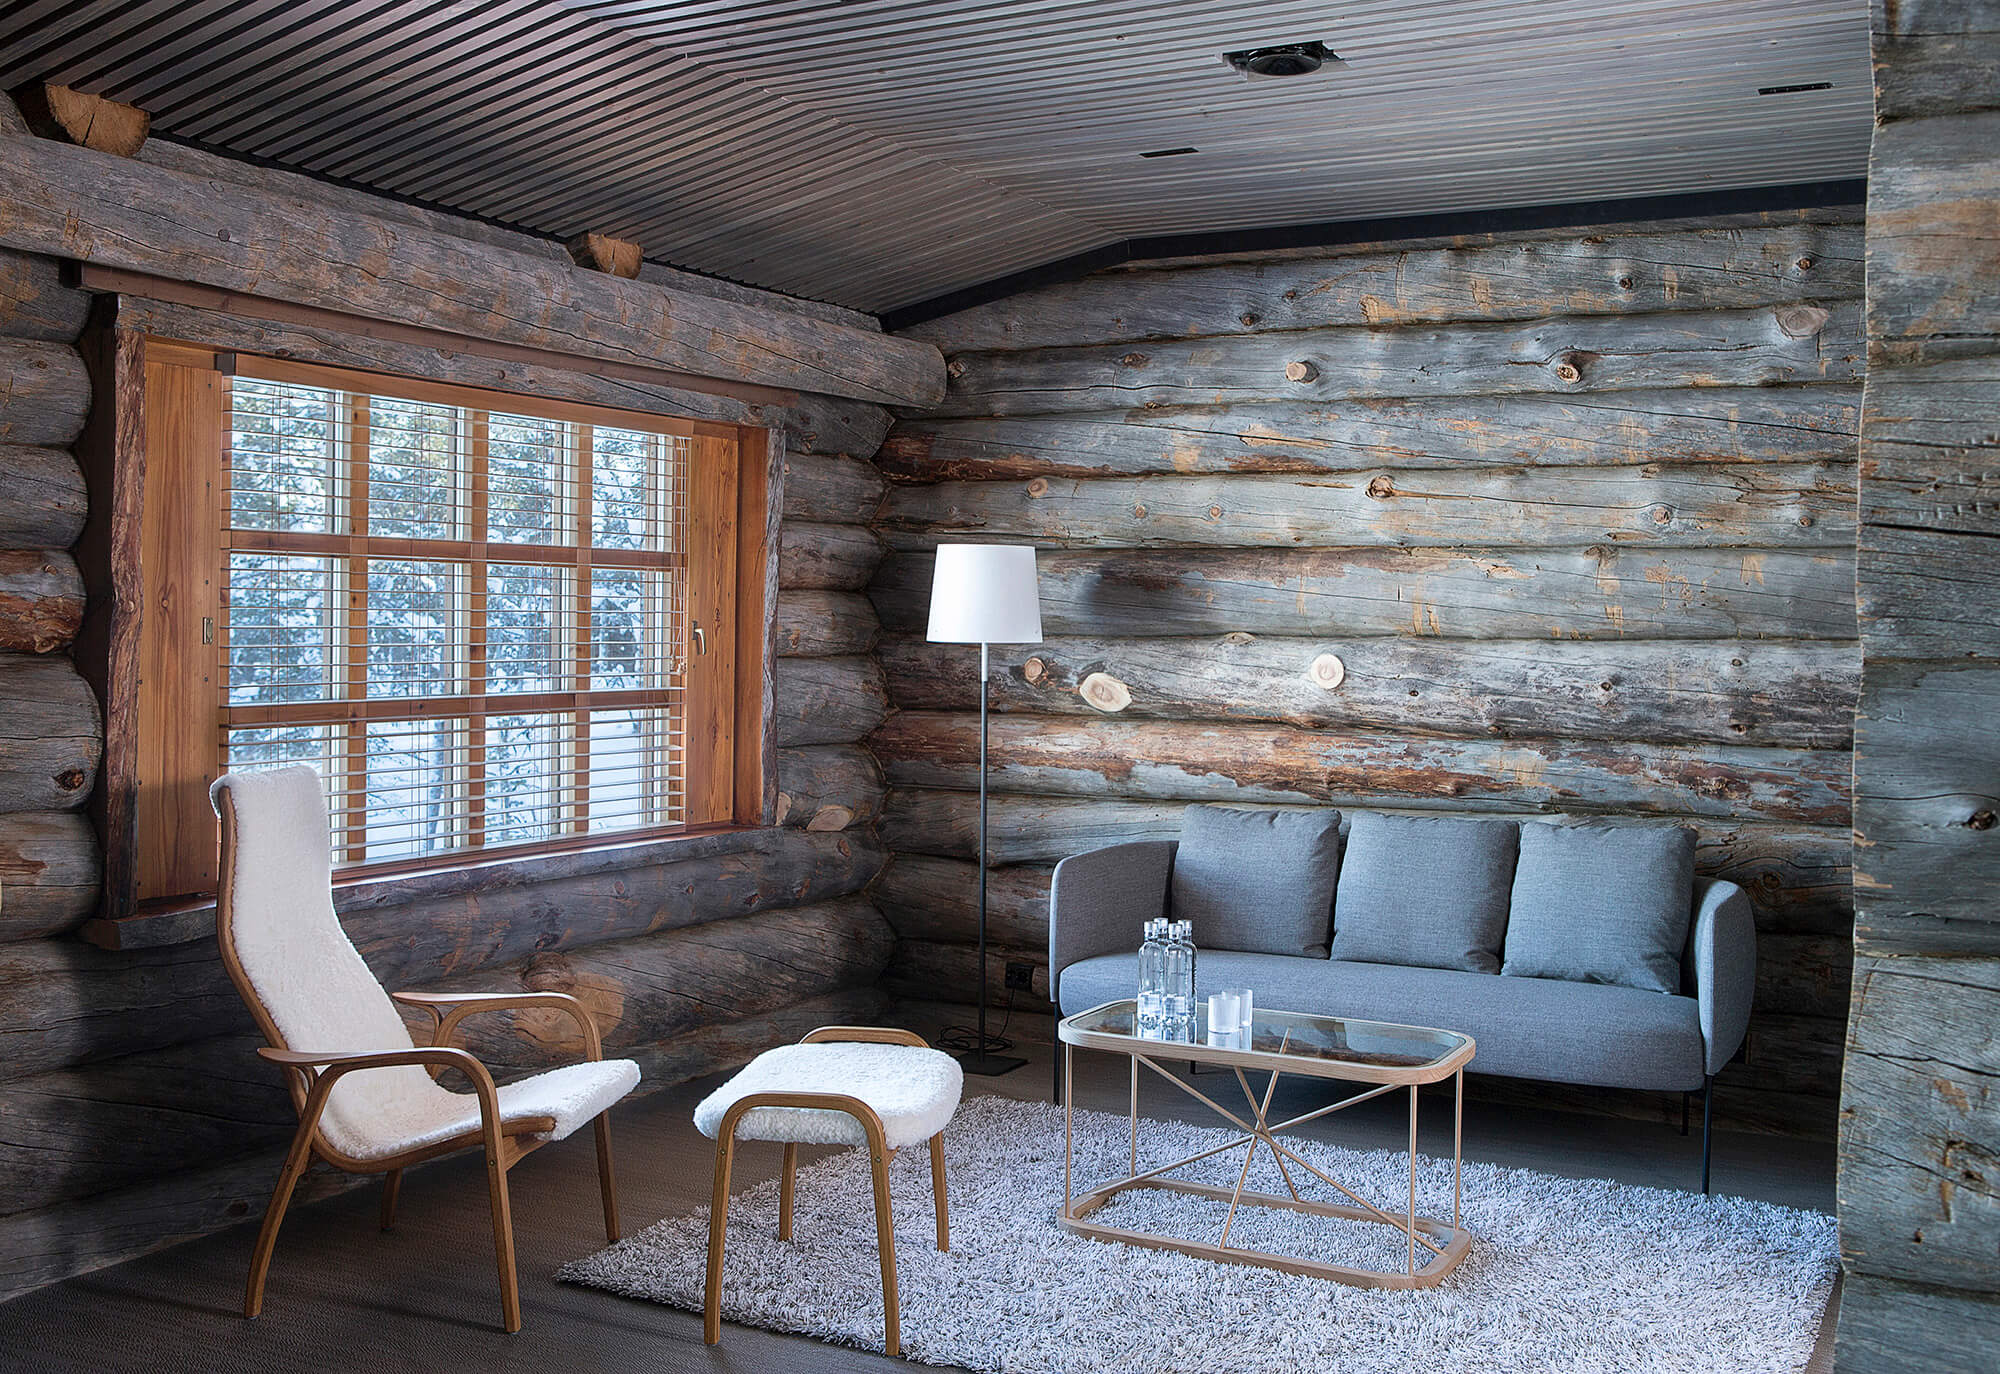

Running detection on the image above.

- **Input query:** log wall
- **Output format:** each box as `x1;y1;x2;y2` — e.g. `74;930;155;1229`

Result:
0;109;910;1301
872;207;1866;1141
1835;4;2000;1367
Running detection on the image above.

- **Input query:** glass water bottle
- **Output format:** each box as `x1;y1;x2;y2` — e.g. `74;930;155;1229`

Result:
1136;919;1167;1039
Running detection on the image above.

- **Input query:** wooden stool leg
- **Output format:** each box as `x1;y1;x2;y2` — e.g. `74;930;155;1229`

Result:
779;1143;798;1241
928;1134;949;1251
594;1114;621;1242
244;1116;318;1319
869;1140;900;1357
704;1131;737;1345
484;1145;521;1334
379;1168;403;1232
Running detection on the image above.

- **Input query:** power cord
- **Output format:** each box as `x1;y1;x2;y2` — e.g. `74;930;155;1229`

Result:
937;987;1017;1056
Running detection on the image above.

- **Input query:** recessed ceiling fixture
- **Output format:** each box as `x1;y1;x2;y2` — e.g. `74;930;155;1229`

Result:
1758;81;1834;95
1223;40;1343;80
1139;146;1199;159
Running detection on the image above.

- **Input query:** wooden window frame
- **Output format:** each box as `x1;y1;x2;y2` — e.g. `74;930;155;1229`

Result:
89;334;776;918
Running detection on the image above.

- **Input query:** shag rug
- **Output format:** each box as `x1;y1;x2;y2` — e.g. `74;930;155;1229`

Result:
561;1095;1836;1374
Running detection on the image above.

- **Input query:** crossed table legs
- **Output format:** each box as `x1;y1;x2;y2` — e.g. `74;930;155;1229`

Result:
1058;1042;1473;1290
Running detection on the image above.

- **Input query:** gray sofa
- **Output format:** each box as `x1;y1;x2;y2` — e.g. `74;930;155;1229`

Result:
1048;809;1757;1191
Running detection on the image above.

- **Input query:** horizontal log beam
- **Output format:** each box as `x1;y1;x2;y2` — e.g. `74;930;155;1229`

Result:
0;446;84;549
775;744;883;832
877;386;1863;482
883;937;1054;1016
775;589;880;658
0;338;88;446
781;520;885;590
1866;113;2000;342
870;712;1852;825
108;295;894;459
0;810;101;942
0;131;944;406
930;303;1864;417
877;462;1853;552
774;656;889;746
781;451;887;524
1836;1275;2000;1372
0;248;89;343
879;634;1857;750
906;221;1862;351
0;652;99;812
871;545;1858;642
1857;354;2000;539
876;856;1053;949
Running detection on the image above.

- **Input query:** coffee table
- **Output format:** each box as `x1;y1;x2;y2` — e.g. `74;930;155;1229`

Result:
1056;998;1476;1289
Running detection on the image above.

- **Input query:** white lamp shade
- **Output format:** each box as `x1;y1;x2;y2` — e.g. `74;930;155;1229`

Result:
926;543;1043;644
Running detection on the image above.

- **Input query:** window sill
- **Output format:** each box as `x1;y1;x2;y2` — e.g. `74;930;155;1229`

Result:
80;824;770;951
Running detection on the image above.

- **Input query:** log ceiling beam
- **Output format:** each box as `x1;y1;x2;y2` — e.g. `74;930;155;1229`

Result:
0;128;945;407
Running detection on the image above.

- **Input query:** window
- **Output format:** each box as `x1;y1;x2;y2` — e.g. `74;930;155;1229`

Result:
120;342;771;907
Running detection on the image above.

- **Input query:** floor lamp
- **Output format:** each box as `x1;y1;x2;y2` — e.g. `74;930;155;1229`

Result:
926;543;1042;1076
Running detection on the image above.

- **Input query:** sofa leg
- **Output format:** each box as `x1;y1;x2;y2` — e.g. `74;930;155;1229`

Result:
1700;1075;1715;1196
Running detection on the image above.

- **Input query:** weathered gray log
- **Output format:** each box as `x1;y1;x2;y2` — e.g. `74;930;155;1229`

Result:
781;520;886;590
1837;1274;2000;1371
0;550;83;654
419;898;896;1072
929;303;1865;417
0;248;89;343
876;857;1053;949
0;338;88;446
1852;661;2000;930
1858;523;2000;662
877;463;1853;552
878;792;1854;936
782;451;887;524
884;936;1054;1014
775;745;883;831
0;653;100;812
1859;353;2000;537
877;386;1863;481
637;259;881;334
904;222;1863;350
870;712;1852;825
0;810;101;942
775;656;890;746
0;132;944;406
0;446;84;549
8;827;887;1078
776;589;881;658
879;634;1858;750
1870;0;2000;120
1840;955;2000;1293
871;545;1858;642
1865;112;2000;342
0;984;887;1301
1755;933;1853;1018
109;296;893;458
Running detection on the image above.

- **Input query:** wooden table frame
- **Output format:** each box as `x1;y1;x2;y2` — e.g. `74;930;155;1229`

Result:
1058;1002;1475;1290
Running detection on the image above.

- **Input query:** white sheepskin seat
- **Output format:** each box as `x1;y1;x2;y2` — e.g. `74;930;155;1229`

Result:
693;1042;963;1150
212;766;640;1163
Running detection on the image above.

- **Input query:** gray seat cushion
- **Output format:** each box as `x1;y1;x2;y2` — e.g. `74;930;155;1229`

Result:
1330;813;1519;973
1058;951;1704;1091
1170;805;1342;958
1503;823;1697;995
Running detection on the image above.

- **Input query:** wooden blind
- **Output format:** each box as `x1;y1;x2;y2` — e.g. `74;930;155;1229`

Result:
131;343;758;901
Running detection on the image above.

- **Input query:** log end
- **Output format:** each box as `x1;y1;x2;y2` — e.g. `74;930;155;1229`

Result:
1079;671;1133;713
566;232;643;279
12;83;150;156
1308;652;1346;690
804;805;856;832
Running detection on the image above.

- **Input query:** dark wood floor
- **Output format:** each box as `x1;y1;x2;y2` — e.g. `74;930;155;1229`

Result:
0;1014;1840;1373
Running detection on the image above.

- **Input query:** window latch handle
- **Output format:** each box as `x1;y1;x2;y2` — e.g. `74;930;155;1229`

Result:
201;617;215;646
692;621;707;656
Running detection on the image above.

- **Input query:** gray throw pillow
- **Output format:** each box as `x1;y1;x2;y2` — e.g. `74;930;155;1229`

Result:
1170;805;1342;958
1502;823;1698;995
1330;813;1519;973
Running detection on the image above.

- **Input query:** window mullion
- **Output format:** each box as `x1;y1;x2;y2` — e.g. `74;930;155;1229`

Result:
573;423;593;836
342;392;370;866
467;409;489;850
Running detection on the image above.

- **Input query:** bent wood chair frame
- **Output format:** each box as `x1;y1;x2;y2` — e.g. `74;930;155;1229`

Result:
213;786;624;1335
704;1026;950;1359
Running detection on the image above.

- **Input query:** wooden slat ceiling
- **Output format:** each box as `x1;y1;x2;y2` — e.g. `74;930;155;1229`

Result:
0;0;1871;314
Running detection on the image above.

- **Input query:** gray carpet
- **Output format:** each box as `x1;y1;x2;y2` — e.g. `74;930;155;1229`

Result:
563;1095;1838;1374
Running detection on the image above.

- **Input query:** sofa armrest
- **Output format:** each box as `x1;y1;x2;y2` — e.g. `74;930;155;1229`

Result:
1048;841;1175;1011
1685;877;1757;1077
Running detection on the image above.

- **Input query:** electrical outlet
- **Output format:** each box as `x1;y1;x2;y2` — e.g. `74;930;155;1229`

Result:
1004;961;1034;991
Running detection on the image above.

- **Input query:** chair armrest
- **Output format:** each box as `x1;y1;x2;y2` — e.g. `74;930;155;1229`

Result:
1048;840;1175;1011
1684;878;1757;1077
258;1044;499;1092
800;1026;931;1048
392;990;605;1061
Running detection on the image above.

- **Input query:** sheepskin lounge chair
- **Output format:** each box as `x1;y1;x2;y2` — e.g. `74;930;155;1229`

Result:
211;766;642;1333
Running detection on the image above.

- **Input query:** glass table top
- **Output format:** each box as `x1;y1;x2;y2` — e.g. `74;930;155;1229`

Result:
1058;999;1472;1081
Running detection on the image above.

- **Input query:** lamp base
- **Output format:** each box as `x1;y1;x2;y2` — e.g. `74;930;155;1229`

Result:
954;1050;1027;1077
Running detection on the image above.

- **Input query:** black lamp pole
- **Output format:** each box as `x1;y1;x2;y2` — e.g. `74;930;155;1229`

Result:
961;639;1024;1076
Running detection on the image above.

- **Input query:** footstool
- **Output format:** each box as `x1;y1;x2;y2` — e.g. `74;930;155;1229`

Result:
693;1026;964;1356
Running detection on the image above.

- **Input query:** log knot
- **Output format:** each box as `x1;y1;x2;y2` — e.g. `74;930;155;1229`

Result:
1118;352;1149;369
1284;360;1319;383
1366;474;1396;500
1022;656;1047;684
1025;478;1050;498
1551;351;1594;384
947;358;967;379
1308;653;1345;690
1775;305;1831;339
1968;810;1996;832
1078;671;1132;713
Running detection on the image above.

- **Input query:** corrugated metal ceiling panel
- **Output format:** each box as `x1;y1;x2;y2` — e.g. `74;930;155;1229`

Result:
0;1;1870;311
